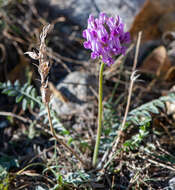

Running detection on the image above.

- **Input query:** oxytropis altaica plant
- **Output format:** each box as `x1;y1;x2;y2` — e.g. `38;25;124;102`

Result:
83;13;130;167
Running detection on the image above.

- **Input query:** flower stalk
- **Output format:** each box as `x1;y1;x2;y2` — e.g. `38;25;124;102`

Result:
82;12;130;168
93;61;105;167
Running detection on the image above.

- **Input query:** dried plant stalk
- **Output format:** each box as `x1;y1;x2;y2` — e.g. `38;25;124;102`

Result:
25;24;87;168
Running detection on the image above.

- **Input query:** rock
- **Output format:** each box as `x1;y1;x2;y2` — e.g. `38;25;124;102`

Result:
130;0;175;41
166;85;175;120
158;12;175;34
139;46;171;78
36;0;145;30
126;40;161;67
162;32;175;82
51;71;97;115
163;31;175;61
169;177;175;190
0;120;8;129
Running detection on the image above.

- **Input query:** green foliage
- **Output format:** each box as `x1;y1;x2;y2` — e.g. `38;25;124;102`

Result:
0;155;19;189
43;165;65;189
0;0;23;7
0;165;8;185
123;93;175;151
35;186;49;190
0;155;19;175
0;0;11;7
123;123;150;151
98;103;121;153
103;102;120;131
1;79;175;188
152;153;175;164
63;171;91;187
44;170;91;188
127;93;175;126
0;174;9;190
39;105;68;135
0;80;67;135
0;80;41;111
102;92;175;153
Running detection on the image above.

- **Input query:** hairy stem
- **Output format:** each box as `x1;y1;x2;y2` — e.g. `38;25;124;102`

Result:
93;61;105;167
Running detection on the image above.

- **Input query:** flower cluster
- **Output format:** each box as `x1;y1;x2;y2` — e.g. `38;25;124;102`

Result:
83;13;130;65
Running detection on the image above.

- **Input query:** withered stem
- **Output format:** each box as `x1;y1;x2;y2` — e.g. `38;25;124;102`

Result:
46;103;88;168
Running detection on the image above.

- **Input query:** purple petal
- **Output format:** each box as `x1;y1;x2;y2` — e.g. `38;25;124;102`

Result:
84;41;91;49
99;12;108;24
120;46;127;55
102;56;114;66
91;52;99;59
88;14;97;29
82;13;130;66
91;40;99;52
123;32;131;43
91;30;98;39
82;30;87;38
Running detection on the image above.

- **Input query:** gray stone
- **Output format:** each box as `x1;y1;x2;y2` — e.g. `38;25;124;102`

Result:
169;177;175;190
51;71;97;115
37;0;146;30
0;120;8;129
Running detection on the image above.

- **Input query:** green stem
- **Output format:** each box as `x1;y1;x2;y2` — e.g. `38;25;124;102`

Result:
93;61;105;167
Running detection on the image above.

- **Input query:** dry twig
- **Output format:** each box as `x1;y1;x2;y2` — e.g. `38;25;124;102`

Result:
25;24;88;168
99;31;142;170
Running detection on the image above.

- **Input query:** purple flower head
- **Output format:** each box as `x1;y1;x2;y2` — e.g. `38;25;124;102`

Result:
83;13;130;66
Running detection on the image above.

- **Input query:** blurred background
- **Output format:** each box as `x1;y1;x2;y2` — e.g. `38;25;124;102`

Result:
1;0;175;189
